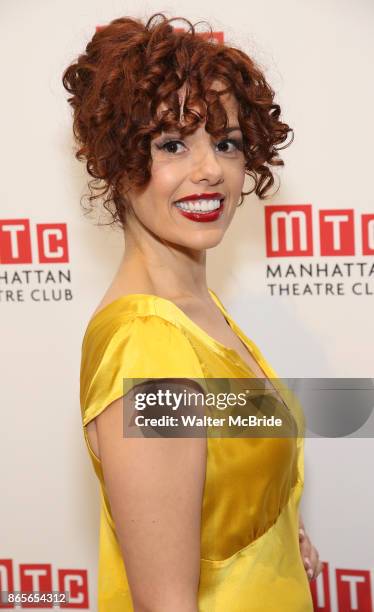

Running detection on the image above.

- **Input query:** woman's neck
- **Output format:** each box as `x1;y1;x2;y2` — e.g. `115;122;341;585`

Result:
111;241;211;303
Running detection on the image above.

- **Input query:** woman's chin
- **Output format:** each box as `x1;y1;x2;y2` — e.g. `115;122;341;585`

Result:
175;231;226;251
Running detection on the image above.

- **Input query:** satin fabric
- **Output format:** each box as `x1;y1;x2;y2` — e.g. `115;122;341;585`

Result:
80;289;313;611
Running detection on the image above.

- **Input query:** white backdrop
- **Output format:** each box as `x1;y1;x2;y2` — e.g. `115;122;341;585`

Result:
1;0;373;610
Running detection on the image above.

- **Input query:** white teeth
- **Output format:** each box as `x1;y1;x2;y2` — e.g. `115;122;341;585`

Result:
174;198;223;212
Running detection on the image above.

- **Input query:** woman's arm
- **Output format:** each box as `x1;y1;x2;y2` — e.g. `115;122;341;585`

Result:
95;392;207;612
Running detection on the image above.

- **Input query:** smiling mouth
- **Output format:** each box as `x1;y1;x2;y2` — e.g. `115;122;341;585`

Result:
173;197;224;213
173;197;225;223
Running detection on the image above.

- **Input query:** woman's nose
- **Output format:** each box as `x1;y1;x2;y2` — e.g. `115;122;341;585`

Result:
190;145;224;184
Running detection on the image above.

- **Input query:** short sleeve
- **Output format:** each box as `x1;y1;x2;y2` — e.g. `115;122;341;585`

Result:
80;314;205;427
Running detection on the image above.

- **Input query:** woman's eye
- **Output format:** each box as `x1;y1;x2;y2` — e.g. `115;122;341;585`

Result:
155;137;243;155
217;138;243;153
157;140;186;154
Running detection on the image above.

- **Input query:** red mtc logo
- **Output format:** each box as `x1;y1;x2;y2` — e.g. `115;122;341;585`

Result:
0;559;88;609
310;562;372;611
0;220;69;264
265;205;374;257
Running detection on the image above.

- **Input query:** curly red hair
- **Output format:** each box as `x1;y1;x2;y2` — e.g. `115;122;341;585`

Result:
62;12;293;229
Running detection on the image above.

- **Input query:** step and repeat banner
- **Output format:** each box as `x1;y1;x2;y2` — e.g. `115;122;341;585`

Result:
1;1;373;610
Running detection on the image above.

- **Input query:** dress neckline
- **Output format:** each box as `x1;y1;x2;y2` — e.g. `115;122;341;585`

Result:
86;288;266;376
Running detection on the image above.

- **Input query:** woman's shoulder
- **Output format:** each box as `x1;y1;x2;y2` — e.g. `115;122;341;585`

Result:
84;293;179;336
80;294;204;382
81;299;191;368
80;296;205;425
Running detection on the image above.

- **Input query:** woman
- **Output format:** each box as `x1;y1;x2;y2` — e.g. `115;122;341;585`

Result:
63;13;321;611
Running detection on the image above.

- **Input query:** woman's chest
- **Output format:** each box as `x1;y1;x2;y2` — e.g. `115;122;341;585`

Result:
179;302;266;378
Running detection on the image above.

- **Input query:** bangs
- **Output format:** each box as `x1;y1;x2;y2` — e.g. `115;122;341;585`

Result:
146;79;238;140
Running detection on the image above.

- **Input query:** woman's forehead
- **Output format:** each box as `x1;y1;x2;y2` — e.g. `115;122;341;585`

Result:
156;87;240;124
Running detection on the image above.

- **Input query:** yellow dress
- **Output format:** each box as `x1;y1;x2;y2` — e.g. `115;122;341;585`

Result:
80;289;313;611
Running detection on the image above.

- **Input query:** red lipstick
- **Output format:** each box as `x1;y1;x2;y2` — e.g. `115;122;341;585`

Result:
173;192;225;223
174;192;224;203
